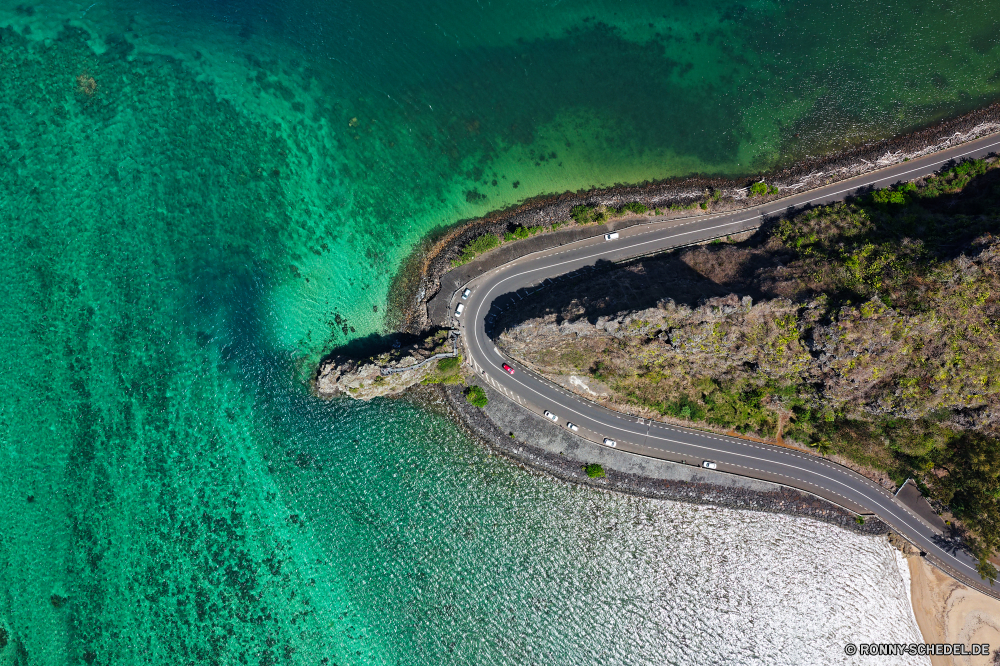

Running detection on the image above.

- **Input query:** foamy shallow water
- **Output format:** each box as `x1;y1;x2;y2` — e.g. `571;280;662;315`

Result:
452;495;932;666
611;501;928;666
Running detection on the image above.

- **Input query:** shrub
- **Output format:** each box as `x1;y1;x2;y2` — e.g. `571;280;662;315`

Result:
465;385;488;408
749;181;768;197
700;202;708;210
855;515;865;525
453;233;501;266
622;202;648;215
570;205;596;224
467;234;500;254
871;188;908;206
584;463;606;478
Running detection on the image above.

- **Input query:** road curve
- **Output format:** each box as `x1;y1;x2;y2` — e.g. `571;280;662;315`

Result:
452;132;1000;598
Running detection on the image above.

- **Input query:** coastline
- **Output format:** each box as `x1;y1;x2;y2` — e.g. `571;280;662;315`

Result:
362;107;1000;648
428;381;1000;660
388;101;1000;333
434;381;889;536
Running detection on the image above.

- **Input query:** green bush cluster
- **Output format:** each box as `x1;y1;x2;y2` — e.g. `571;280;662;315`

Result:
570;205;598;225
504;226;532;242
749;182;779;197
464;385;488;408
621;202;649;215
454;224;553;266
583;463;606;478
569;202;647;226
453;233;501;266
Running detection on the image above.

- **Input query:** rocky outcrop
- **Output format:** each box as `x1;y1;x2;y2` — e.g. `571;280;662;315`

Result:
314;329;458;400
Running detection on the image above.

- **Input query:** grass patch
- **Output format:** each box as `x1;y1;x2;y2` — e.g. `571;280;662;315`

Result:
421;354;463;385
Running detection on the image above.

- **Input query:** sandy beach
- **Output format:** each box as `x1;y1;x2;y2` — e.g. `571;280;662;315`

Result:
909;556;1000;665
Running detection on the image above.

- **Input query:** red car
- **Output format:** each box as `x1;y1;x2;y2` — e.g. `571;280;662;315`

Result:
502;363;515;375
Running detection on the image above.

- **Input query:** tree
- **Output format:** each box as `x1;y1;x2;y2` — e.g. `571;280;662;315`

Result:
938;433;1000;579
810;439;832;456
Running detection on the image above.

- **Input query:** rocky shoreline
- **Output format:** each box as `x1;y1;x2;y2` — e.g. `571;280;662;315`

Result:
388;102;1000;333
437;382;890;536
321;103;1000;540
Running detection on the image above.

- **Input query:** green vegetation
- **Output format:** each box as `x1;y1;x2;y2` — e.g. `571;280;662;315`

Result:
583;463;606;478
569;202;648;225
503;225;533;242
452;233;501;266
570;204;598;225
749;181;779;197
421;354;464;385
453;215;585;267
465;385;488;408
510;158;1000;577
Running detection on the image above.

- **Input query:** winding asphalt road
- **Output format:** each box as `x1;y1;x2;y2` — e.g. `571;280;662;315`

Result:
450;132;1000;598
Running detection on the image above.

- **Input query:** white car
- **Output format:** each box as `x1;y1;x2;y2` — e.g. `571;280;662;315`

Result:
543;410;558;422
604;232;619;240
454;303;465;316
702;461;717;470
566;422;579;432
603;438;617;448
462;288;471;299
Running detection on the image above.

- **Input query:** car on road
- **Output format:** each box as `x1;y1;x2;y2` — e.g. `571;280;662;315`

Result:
462;288;471;299
604;232;619;240
454;303;464;316
543;410;558;422
502;363;515;375
702;461;717;470
566;422;579;432
603;438;617;448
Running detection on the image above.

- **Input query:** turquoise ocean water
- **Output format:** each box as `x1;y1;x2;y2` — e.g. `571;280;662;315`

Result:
0;0;998;663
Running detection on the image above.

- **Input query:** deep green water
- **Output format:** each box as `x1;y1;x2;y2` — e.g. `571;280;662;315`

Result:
1;0;997;663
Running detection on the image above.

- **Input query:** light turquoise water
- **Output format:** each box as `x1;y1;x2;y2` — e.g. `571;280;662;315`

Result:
0;0;996;663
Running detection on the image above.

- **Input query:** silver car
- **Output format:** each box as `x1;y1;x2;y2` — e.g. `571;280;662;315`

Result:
702;461;717;470
566;422;579;432
544;410;558;422
602;438;617;448
462;288;472;299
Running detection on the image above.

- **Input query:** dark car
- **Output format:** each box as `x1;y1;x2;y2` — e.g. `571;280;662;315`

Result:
502;363;515;375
